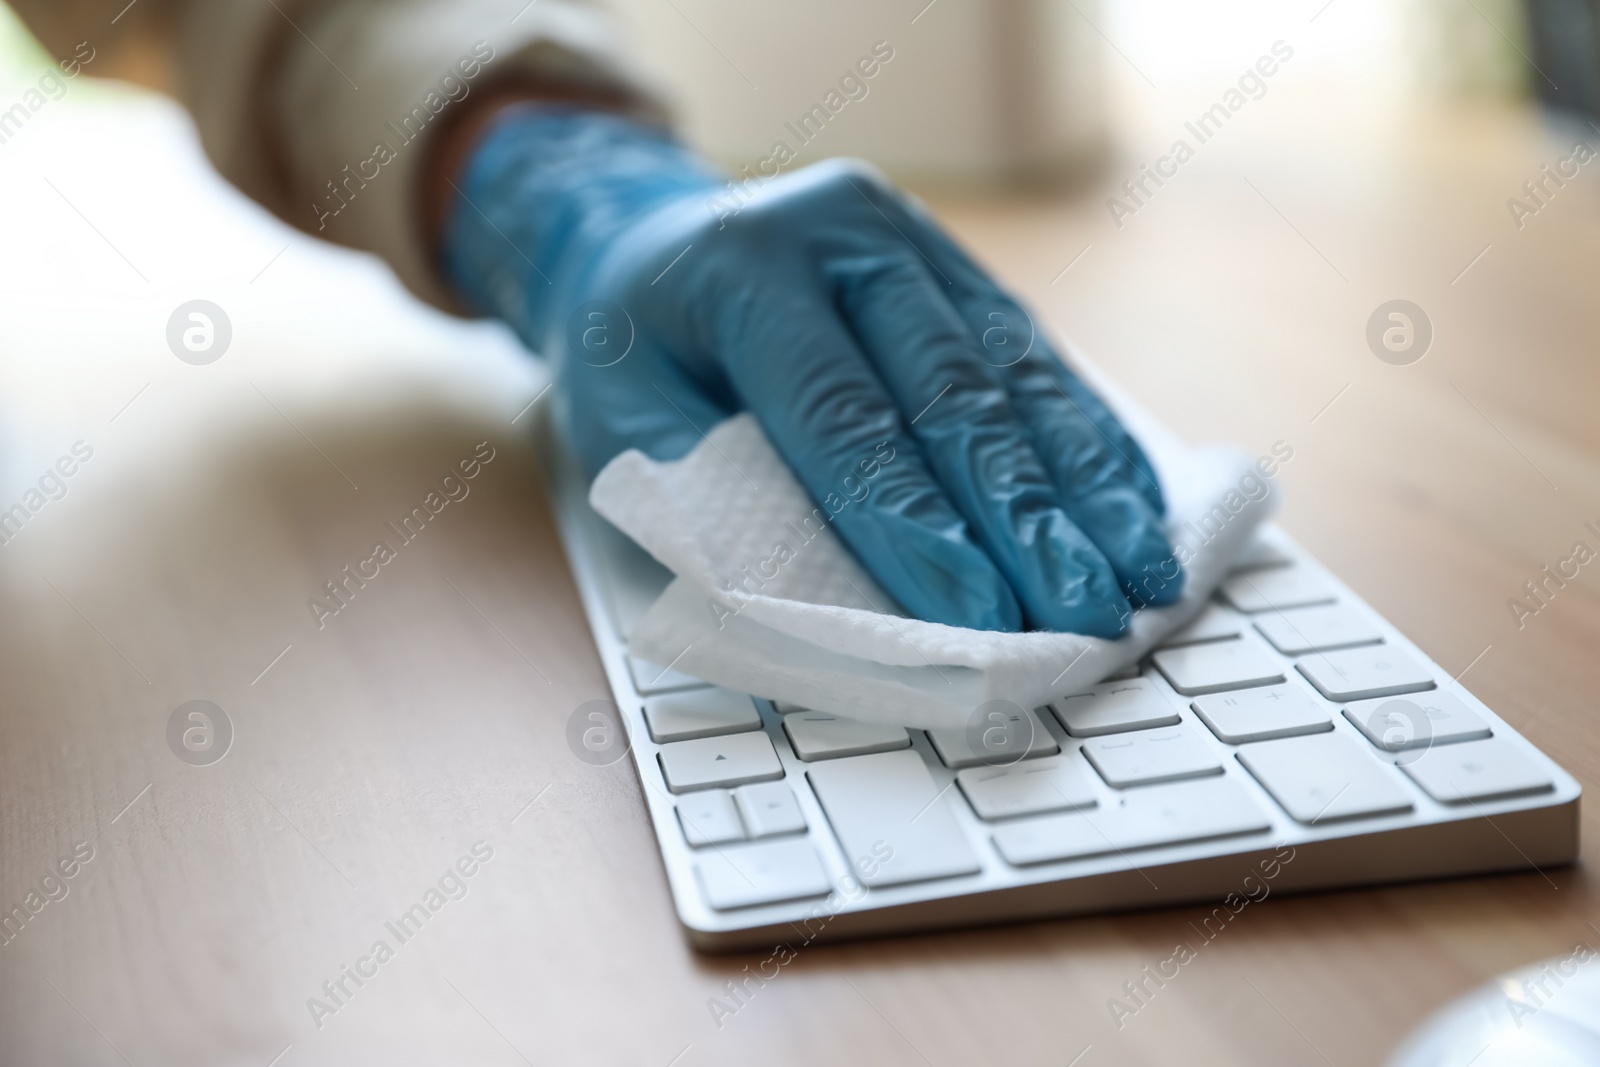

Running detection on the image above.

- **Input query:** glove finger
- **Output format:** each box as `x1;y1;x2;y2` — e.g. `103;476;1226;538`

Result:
832;251;1132;638
843;182;1180;605
1005;351;1184;607
981;305;1166;518
706;272;1023;633
861;184;1167;516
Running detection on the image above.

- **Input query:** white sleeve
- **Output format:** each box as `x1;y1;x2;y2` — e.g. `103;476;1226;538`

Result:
173;0;670;308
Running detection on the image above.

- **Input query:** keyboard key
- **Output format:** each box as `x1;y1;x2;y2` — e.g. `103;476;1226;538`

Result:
628;653;707;696
1254;604;1383;655
1083;726;1223;787
1191;685;1333;744
1400;737;1552;803
1102;661;1144;682
991;777;1269;865
1151;638;1286;696
957;755;1099;821
807;750;982;887
1343;691;1492;752
644;688;762;743
1157;604;1244;649
1238;733;1413;823
1220;567;1335;613
733;781;807;838
658;731;784;794
696;839;832;910
1297;646;1435;702
783;712;910;761
928;706;1060;768
677;789;745;846
1051;678;1181;737
773;701;809;714
1230;539;1295;572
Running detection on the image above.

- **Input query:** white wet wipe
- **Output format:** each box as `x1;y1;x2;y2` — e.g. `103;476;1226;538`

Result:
590;402;1275;731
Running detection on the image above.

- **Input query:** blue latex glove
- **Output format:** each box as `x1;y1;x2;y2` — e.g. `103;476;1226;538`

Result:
442;106;1182;637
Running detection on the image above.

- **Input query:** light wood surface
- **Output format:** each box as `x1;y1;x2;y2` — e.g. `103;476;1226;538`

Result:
2;77;1598;1067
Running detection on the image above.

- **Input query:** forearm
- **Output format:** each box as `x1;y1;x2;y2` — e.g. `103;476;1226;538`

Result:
440;105;719;344
422;83;644;250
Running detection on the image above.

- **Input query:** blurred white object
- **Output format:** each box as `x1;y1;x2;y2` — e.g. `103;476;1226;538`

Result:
607;0;1108;182
1390;949;1600;1066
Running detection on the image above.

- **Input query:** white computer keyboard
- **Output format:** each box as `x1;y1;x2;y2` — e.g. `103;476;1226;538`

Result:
543;428;1581;951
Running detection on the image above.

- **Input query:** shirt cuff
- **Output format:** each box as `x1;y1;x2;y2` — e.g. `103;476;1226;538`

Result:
179;0;670;310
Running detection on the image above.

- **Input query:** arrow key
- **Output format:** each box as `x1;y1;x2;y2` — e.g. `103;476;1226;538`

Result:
659;731;784;794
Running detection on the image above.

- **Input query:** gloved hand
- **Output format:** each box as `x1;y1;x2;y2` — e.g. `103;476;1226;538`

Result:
442;106;1182;637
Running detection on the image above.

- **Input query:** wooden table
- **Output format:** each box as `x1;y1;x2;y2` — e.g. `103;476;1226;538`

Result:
1;81;1597;1066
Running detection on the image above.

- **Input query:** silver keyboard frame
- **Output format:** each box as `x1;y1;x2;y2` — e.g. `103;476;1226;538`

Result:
540;418;1581;952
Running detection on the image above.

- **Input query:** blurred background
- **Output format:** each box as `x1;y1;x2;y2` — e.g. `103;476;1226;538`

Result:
615;0;1533;182
2;1;1599;1063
